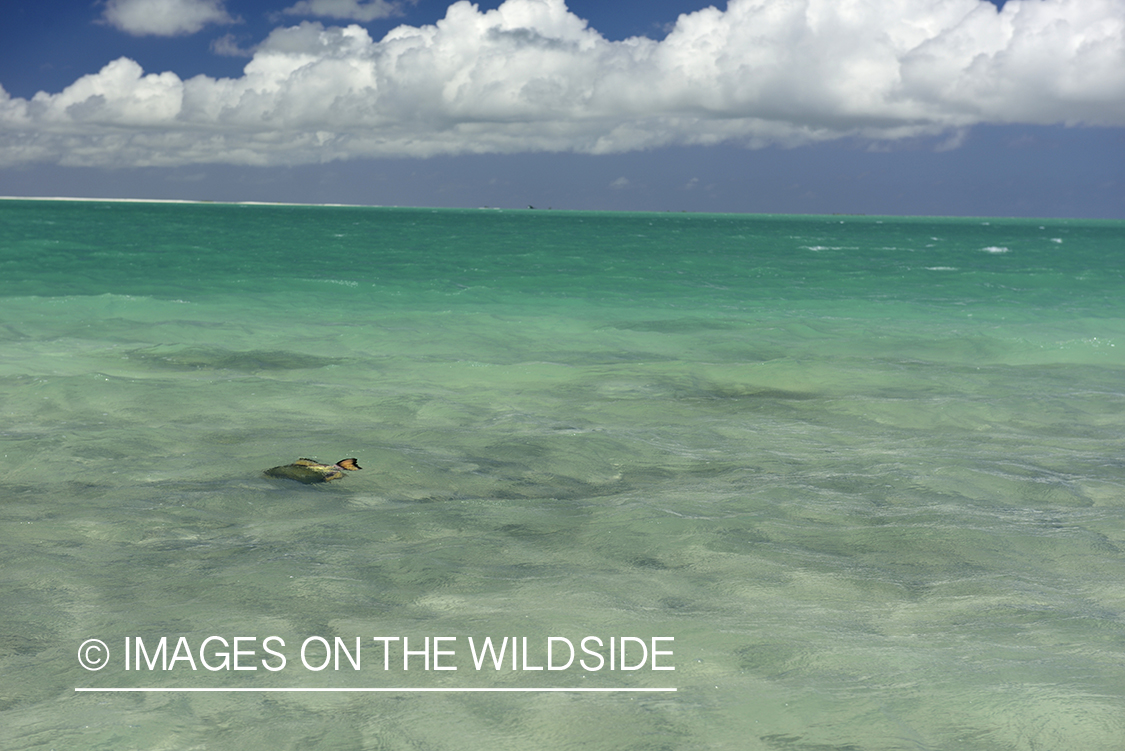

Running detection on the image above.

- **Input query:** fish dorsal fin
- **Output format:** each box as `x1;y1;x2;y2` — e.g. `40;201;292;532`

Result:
294;458;320;466
336;458;361;471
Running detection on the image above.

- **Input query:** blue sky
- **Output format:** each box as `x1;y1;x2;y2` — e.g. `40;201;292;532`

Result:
1;0;1123;217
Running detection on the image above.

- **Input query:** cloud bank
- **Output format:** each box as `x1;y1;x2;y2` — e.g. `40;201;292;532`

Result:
4;0;1123;167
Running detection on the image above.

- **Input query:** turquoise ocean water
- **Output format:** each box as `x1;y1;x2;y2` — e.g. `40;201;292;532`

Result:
1;199;1123;750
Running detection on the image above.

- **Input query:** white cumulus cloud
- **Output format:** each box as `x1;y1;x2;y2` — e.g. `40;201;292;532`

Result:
210;33;255;57
282;0;407;23
3;0;1123;168
100;0;238;36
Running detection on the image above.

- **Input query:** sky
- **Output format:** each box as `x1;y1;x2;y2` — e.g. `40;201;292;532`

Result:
1;0;1123;217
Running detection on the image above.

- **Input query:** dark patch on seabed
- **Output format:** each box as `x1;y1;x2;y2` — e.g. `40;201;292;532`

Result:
761;735;865;751
679;383;817;401
122;345;348;372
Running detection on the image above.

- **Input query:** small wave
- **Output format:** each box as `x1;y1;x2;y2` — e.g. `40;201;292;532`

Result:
981;246;1010;254
924;266;959;271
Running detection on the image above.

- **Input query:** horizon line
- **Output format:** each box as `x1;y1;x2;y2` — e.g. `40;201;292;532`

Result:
0;195;1084;221
76;687;678;693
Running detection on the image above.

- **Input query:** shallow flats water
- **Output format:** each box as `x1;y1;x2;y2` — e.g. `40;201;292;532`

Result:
1;199;1124;750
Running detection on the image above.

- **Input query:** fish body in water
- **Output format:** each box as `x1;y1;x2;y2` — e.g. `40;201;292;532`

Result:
264;458;361;484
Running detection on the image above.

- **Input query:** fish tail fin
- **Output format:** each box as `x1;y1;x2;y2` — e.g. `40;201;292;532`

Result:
337;458;361;471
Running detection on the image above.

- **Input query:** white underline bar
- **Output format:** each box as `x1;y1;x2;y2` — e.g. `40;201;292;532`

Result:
76;687;676;693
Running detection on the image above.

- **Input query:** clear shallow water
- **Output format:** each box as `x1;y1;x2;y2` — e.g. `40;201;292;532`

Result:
1;199;1123;750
